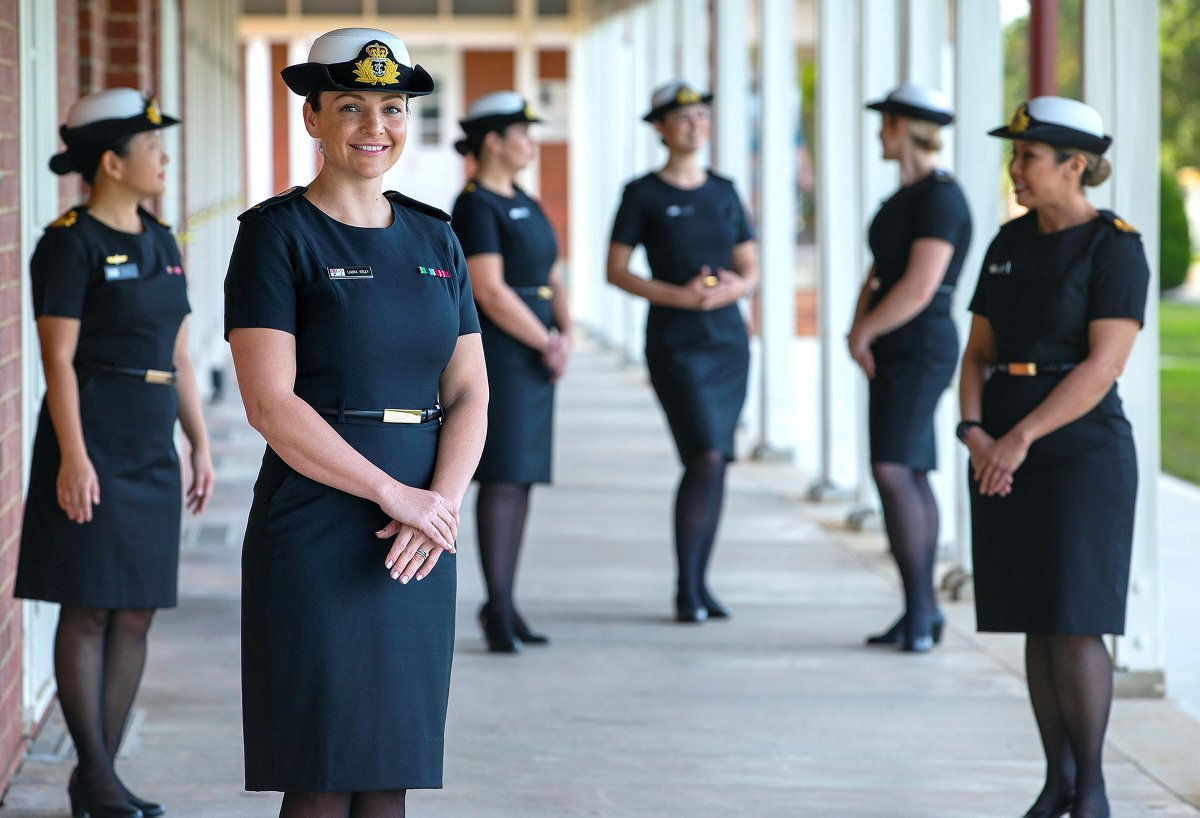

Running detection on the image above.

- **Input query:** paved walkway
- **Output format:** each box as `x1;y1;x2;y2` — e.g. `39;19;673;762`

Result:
3;343;1199;817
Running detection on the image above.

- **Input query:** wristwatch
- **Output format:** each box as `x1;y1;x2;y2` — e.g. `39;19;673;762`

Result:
955;420;983;442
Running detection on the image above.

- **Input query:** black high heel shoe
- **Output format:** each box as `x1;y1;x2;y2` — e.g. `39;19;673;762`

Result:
1023;792;1074;817
512;611;549;645
68;783;143;818
902;609;946;653
127;794;164;817
478;604;520;653
700;591;731;619
866;610;945;647
675;597;708;623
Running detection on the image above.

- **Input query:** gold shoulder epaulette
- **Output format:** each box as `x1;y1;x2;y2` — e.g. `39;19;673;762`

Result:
47;210;77;229
1112;216;1139;234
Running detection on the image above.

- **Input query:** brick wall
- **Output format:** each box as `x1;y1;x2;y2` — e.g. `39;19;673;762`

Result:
77;0;107;94
58;0;83;209
538;49;568;259
0;0;25;791
270;42;290;195
105;0;151;90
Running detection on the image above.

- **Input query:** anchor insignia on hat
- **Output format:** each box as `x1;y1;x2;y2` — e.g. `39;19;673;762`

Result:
353;42;401;86
145;97;162;126
676;87;701;105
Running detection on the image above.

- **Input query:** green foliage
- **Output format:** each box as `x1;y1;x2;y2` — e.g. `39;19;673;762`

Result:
1161;0;1200;173
1002;0;1081;117
1160;169;1193;292
1161;301;1200;357
1160;302;1200;483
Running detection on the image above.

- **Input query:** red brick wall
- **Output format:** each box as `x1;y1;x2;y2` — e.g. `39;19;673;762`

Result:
538;49;568;259
105;0;151;90
77;0;108;94
0;0;25;792
270;43;290;195
58;0;83;209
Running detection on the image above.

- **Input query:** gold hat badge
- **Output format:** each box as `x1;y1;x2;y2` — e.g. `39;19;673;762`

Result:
1009;103;1030;133
354;42;401;86
676;87;702;105
145;97;162;126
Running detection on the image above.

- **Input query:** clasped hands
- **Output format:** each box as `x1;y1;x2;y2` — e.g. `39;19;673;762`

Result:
542;332;571;382
685;266;746;311
846;321;876;380
375;484;460;584
966;428;1030;497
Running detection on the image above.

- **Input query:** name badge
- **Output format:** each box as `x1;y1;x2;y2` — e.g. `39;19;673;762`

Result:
328;266;374;280
666;204;695;218
104;262;140;281
508;207;531;220
987;261;1012;275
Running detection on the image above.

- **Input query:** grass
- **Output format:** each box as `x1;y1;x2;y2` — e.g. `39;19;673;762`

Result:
1160;301;1200;484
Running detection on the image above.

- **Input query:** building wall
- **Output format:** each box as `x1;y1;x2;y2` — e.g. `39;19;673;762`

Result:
0;0;25;790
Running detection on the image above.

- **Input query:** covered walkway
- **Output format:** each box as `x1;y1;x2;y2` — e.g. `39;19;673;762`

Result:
3;343;1198;817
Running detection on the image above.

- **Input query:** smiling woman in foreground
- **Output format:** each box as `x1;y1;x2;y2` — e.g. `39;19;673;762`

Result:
224;28;487;817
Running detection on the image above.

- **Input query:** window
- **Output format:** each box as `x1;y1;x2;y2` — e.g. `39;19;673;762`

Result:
378;0;439;12
452;0;515;14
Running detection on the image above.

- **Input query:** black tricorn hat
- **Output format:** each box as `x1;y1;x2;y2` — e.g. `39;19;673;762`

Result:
50;88;179;176
988;96;1112;154
281;28;433;98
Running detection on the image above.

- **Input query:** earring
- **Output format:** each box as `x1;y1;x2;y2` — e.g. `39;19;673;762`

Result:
316;139;325;155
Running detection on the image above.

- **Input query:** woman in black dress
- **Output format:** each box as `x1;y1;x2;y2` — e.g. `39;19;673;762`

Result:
848;84;972;652
607;82;758;623
16;88;214;818
959;97;1148;818
451;92;570;653
224;28;487;816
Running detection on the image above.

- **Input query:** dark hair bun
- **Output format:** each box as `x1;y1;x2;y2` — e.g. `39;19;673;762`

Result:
49;152;75;175
453;138;471;157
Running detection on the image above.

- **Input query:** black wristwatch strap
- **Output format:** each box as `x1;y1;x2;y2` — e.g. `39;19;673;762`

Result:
956;420;983;442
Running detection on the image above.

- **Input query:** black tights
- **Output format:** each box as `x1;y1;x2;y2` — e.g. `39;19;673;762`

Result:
1024;634;1114;817
871;462;939;632
280;790;405;817
674;451;728;609
476;482;533;631
55;606;155;805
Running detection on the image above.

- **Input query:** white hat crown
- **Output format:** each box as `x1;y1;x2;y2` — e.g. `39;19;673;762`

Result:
465;91;526;120
650;81;705;110
887;82;951;117
307;27;412;68
1026;96;1104;138
66;88;147;128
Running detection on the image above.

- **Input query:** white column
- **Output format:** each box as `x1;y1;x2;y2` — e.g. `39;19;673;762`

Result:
676;0;709;90
1083;0;1164;693
568;34;596;332
244;38;273;206
288;38;316;186
157;0;182;228
515;0;540;196
900;0;945;88
754;0;798;457
950;0;1003;577
712;0;750;197
814;0;863;493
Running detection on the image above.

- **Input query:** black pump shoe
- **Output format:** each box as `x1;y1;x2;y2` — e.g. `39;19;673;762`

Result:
68;786;143;818
512;611;549;645
478;604;520;653
866;610;945;647
701;593;731;619
1023;792;1074;818
902;609;946;653
127;794;164;817
675;604;708;624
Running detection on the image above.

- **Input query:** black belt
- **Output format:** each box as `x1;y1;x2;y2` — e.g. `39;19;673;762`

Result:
315;404;443;425
511;285;554;300
86;364;176;385
990;362;1077;377
869;279;955;298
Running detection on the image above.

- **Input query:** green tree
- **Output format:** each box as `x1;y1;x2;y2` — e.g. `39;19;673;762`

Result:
1160;0;1200;173
1160;167;1192;292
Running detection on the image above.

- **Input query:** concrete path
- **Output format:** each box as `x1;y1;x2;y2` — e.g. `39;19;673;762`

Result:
3;343;1198;817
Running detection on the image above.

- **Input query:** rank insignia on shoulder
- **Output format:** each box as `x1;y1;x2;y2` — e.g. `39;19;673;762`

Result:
464;181;477;193
48;210;78;229
1112;217;1139;233
417;266;449;278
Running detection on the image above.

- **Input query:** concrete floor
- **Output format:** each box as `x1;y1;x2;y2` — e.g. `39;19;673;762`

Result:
3;343;1198;817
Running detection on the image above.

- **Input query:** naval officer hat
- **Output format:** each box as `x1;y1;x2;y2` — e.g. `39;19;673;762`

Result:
988;96;1112;154
49;88;179;176
455;91;543;155
643;81;713;123
281;27;433;98
865;83;954;126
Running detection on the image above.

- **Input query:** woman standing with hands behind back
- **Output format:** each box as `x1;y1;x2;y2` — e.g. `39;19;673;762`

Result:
225;28;487;816
451;91;570;653
960;97;1148;818
607;81;758;623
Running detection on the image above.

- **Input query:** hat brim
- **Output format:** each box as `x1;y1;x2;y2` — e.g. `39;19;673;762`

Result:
866;99;953;126
988;123;1112;154
51;113;181;176
459;111;543;134
281;62;434;97
643;93;714;123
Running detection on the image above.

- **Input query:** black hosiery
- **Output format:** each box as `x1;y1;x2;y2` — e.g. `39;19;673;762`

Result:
674;451;727;609
871;462;939;636
280;791;352;817
102;609;155;761
350;790;406;817
476;482;532;630
1024;635;1078;814
55;607;125;806
1049;635;1114;816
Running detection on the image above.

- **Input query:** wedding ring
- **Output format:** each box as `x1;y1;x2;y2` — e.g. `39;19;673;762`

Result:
415;548;429;559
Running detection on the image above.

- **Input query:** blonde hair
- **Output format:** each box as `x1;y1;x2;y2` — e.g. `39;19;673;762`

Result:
1055;148;1112;187
906;118;943;152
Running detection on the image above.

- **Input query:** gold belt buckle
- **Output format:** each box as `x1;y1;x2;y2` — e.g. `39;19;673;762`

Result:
382;408;422;424
536;286;553;300
1007;362;1037;376
703;275;719;288
144;369;174;385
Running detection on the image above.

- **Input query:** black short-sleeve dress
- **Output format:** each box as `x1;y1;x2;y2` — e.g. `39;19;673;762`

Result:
610;171;754;462
224;188;480;792
968;210;1149;635
16;206;190;609
866;170;972;469
450;181;558;484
